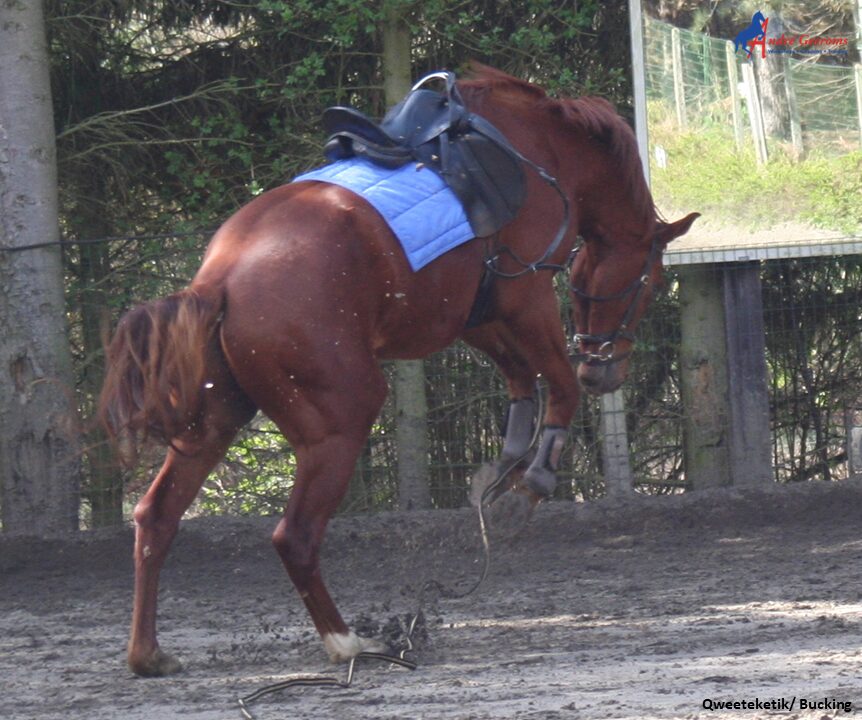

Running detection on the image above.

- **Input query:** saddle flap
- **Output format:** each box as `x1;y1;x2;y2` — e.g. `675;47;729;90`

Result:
442;130;526;236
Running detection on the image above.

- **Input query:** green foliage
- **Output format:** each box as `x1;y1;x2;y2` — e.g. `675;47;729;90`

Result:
198;421;296;516
793;153;862;233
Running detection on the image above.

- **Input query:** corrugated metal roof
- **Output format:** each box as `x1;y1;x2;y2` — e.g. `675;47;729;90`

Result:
665;236;862;265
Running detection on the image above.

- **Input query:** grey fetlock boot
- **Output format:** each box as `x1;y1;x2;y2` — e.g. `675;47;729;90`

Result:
468;397;536;507
521;426;567;498
500;397;536;462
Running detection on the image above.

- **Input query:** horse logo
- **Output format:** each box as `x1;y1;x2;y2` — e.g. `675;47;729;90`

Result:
734;11;769;59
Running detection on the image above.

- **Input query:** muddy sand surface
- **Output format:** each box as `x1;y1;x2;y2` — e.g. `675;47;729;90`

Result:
2;479;861;719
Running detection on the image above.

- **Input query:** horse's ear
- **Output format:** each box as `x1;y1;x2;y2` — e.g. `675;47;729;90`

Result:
654;212;700;247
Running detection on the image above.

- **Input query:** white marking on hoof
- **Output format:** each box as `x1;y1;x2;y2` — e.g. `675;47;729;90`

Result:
323;630;386;663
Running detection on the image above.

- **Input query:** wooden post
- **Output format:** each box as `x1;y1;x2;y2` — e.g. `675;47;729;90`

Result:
722;262;772;485
594;0;650;498
679;262;773;489
725;42;744;151
854;64;862;150
600;391;634;497
671;27;687;128
741;62;768;164
702;34;711;88
847;409;862;476
383;4;432;511
678;266;731;489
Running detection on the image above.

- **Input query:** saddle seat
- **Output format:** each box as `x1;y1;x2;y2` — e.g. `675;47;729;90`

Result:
321;71;526;238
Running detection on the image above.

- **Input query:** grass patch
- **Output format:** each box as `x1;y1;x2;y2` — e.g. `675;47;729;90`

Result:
648;108;862;235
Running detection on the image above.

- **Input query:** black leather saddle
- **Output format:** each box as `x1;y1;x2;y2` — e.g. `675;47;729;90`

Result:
321;71;526;238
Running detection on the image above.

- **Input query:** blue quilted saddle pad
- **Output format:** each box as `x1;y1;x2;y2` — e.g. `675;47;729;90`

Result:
294;157;474;271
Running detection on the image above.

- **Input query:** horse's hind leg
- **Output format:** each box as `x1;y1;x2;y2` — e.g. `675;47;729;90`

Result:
253;356;389;662
128;367;255;676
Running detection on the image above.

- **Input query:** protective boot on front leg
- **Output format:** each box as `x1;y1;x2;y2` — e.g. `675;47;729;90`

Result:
468;398;536;507
486;427;567;540
500;397;536;462
520;426;567;499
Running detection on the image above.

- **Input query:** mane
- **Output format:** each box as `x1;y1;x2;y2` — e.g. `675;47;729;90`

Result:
459;63;656;226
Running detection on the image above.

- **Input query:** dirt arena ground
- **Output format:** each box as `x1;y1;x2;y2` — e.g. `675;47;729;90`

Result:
2;478;861;720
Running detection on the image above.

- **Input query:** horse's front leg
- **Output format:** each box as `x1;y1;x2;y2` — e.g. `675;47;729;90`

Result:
462;324;540;506
464;311;580;509
513;315;580;502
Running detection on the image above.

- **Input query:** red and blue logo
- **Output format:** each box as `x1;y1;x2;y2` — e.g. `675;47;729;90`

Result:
734;11;849;58
734;11;769;59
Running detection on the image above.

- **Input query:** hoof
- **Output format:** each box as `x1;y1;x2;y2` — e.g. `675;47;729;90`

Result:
128;648;183;677
469;462;503;507
468;460;525;507
521;466;557;498
484;487;539;541
323;631;388;663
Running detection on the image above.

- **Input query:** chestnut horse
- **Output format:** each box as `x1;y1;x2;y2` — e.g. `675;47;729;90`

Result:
100;65;697;676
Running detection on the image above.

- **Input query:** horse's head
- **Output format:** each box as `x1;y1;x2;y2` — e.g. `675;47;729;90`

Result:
570;212;699;395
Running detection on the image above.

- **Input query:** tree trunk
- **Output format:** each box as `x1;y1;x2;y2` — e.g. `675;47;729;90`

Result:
0;0;81;535
754;9;792;142
382;2;432;511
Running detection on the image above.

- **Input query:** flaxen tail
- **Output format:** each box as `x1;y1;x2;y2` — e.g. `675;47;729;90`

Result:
98;288;222;463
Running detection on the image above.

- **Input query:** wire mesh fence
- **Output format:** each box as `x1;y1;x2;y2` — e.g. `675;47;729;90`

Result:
4;15;862;529
129;247;857;520
644;15;862;156
1;232;859;530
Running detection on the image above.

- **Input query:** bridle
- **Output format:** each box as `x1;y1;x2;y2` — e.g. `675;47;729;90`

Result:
569;236;661;366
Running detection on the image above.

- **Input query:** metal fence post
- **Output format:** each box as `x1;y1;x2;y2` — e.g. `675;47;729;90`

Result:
847;409;862;476
854;64;862;149
741;62;768;164
671;27;687;128
725;41;744;151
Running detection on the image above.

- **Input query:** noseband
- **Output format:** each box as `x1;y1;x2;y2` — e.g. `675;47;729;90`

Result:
569;237;660;367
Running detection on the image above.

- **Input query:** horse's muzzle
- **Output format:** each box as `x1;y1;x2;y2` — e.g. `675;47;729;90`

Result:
577;361;626;395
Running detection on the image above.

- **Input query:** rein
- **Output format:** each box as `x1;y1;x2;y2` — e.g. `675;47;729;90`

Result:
569;236;661;367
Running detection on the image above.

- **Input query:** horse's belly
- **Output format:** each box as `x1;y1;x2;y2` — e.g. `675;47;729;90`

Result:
372;299;467;359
